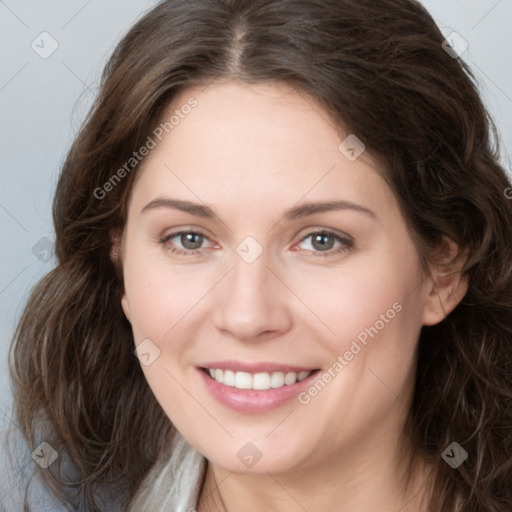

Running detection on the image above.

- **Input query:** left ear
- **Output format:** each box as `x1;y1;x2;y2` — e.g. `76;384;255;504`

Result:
421;237;469;326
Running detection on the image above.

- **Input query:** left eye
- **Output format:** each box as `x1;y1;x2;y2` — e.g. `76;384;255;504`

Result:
296;231;352;254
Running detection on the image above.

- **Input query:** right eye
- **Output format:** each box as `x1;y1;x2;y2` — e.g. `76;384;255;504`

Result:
160;230;216;256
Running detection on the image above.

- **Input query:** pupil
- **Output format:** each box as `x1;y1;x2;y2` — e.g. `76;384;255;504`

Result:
182;233;203;250
312;233;334;251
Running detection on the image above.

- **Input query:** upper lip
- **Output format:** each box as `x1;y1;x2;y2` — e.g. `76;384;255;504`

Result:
199;360;318;374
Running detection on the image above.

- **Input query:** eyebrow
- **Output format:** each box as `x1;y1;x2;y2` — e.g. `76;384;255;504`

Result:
140;198;377;220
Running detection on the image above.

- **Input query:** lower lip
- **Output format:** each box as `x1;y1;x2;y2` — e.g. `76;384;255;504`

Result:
197;368;319;413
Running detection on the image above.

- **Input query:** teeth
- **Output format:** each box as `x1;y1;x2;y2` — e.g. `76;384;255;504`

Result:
253;372;270;390
206;368;313;390
223;369;235;386
284;372;296;385
234;371;252;389
270;371;285;388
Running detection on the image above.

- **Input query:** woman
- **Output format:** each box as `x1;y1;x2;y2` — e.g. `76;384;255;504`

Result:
4;0;512;511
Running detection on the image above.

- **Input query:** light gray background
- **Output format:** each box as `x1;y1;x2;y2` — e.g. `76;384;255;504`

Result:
1;0;511;429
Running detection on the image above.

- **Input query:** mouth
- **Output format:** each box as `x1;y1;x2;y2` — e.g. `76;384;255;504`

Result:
196;362;321;413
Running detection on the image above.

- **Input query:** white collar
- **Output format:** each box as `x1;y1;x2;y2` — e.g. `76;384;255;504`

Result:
127;430;207;512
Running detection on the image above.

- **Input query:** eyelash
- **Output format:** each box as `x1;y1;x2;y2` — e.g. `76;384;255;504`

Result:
159;229;354;258
294;230;354;257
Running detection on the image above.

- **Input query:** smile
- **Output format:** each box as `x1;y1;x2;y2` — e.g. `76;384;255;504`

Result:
197;362;321;413
205;368;313;390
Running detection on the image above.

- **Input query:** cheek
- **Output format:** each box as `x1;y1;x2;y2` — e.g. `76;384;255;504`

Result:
297;289;422;445
122;245;204;341
302;247;425;420
289;246;423;349
122;250;206;416
326;259;424;406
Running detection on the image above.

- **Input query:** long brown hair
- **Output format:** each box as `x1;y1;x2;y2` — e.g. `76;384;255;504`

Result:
8;0;512;510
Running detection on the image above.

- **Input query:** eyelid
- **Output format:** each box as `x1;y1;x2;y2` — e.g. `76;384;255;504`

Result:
161;231;214;245
160;224;216;240
160;228;211;242
292;226;354;245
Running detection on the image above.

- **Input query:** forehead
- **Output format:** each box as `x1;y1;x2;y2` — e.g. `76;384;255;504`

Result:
129;80;395;221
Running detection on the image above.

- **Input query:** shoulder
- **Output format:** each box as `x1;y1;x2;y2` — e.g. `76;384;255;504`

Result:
127;430;207;512
0;427;71;511
0;426;125;512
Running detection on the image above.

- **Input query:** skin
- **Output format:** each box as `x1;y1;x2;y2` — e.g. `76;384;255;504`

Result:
117;80;467;511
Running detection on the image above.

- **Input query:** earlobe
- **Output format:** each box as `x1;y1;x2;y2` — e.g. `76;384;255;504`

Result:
121;293;131;322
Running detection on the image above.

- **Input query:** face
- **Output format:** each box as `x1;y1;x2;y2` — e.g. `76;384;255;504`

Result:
119;80;441;475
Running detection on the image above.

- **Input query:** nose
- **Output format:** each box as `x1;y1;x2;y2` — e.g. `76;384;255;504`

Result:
213;252;293;342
